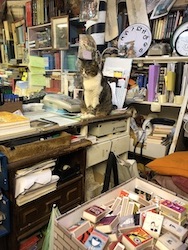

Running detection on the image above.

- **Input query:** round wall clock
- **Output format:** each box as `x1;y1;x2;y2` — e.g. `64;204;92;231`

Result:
175;30;188;56
171;22;188;48
171;22;188;56
118;23;152;58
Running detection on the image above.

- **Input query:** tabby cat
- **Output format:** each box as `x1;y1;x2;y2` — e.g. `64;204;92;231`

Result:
79;59;113;118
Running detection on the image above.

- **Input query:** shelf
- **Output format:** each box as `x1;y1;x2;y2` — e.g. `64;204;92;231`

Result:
127;99;182;108
29;47;52;51
133;56;188;64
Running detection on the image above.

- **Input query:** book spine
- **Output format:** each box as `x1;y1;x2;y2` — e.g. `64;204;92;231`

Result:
25;1;32;27
147;64;160;102
175;62;185;95
54;52;61;70
32;0;37;26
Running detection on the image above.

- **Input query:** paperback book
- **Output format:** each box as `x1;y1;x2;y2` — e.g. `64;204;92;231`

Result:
84;228;109;250
160;200;186;220
121;227;153;250
68;219;92;238
77;226;94;244
155;232;183;250
142;211;164;238
162;217;188;241
82;205;106;223
95;215;119;233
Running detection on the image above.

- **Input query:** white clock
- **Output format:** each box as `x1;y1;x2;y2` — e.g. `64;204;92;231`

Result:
118;23;152;58
175;30;188;56
171;22;188;56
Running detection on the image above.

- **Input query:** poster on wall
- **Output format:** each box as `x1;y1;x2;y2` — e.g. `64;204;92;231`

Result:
150;0;177;19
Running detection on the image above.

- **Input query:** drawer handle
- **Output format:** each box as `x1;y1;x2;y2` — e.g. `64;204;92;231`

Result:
66;187;77;200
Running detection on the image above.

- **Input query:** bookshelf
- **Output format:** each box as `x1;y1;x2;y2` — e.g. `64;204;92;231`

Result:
128;55;188;159
28;22;65;93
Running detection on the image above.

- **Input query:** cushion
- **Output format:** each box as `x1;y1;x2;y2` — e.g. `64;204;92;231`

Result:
146;151;188;178
172;176;188;193
152;175;188;198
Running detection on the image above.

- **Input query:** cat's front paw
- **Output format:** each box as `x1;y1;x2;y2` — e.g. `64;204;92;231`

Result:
80;113;95;119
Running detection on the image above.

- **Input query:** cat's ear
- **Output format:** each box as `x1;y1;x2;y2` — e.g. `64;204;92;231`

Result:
95;50;102;70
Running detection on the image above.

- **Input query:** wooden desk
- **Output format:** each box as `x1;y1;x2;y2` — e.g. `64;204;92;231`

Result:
0;112;130;249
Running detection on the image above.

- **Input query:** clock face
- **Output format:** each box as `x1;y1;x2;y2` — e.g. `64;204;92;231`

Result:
118;23;152;57
175;30;188;56
171;22;188;49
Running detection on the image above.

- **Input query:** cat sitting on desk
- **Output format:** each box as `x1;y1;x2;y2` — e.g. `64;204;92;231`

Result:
79;58;113;119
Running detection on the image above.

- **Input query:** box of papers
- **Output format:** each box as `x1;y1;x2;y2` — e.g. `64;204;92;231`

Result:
54;177;188;250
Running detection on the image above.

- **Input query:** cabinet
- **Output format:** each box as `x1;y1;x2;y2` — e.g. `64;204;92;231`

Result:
0;132;91;250
80;114;131;200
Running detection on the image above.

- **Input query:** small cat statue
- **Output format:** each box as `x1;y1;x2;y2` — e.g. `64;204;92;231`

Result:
79;58;113;119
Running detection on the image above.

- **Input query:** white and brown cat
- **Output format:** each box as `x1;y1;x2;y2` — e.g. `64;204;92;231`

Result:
79;58;113;119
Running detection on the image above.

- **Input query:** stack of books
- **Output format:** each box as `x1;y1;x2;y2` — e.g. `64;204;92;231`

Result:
145;124;174;145
0;111;32;137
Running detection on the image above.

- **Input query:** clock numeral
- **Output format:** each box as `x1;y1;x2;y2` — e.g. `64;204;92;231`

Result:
139;48;143;52
143;42;148;47
143;35;149;40
136;26;142;31
124;31;129;36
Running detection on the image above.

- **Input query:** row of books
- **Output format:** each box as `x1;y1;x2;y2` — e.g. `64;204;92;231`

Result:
131;61;186;103
151;9;184;40
65;186;188;249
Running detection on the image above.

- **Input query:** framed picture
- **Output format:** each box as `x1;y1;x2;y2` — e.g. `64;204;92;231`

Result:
51;15;69;50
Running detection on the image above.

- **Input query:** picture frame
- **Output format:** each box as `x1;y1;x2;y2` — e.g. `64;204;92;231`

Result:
51;15;69;50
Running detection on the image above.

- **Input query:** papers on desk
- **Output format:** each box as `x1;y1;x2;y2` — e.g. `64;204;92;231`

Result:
41;115;79;126
24;110;80;126
15;159;59;206
110;79;127;109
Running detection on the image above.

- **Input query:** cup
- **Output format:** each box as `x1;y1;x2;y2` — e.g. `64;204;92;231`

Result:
158;94;167;104
174;95;184;105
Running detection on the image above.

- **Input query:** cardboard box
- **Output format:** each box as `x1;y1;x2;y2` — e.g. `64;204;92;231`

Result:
54;177;188;250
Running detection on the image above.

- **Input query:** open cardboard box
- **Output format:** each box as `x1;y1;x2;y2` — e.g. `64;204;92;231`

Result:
54;177;188;250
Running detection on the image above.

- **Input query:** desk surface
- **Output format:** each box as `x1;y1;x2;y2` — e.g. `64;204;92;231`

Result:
0;111;131;144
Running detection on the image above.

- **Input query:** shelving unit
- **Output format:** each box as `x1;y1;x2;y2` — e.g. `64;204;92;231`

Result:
128;56;188;159
28;22;63;92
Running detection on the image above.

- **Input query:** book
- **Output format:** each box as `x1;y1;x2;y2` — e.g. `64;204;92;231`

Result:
114;242;125;250
0;111;31;135
84;228;109;250
77;226;94;244
25;1;32;27
162;217;188;242
134;186;153;201
95;215;119;233
68;220;92;238
160;200;186;220
82;205;106;223
119;196;129;217
142;211;164;238
147;64;160;102
155;232;183;250
160;211;187;226
121;227;153;250
118;214;141;233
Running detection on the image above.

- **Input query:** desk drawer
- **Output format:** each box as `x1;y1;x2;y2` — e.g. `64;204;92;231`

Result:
86;141;111;168
111;134;130;155
17;178;83;234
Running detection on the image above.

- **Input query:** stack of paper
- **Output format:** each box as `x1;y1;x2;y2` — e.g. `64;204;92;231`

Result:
0;111;31;135
15;159;59;206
